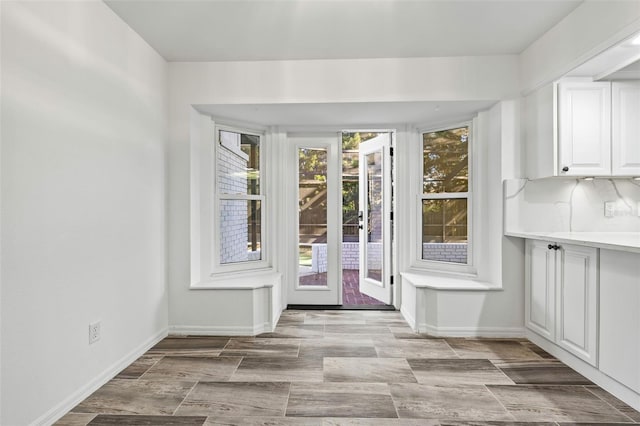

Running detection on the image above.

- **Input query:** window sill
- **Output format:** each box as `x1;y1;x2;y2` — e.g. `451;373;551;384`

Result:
400;271;502;291
191;270;281;290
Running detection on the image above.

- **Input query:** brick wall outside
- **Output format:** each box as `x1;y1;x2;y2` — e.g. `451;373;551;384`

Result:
422;243;468;263
308;242;468;271
311;242;381;273
218;145;250;264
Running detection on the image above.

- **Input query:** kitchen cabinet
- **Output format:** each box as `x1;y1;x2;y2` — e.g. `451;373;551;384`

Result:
557;81;611;176
599;249;640;393
524;80;640;178
525;239;556;340
525;239;598;365
612;82;640;175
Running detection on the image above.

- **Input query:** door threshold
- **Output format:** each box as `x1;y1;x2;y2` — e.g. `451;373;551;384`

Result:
286;304;396;311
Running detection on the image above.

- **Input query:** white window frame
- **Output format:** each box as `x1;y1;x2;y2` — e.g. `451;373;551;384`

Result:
414;121;475;275
211;124;269;274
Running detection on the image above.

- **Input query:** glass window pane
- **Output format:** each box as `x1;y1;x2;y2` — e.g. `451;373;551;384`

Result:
422;199;467;264
298;148;328;286
366;151;383;282
219;199;261;264
423;126;469;193
218;130;260;195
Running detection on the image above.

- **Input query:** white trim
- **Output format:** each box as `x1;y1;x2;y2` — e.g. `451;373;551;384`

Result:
418;324;525;338
169;323;273;336
192;269;279;290
400;304;417;331
191;282;274;290
287;134;342;305
413;122;475;275
401;271;501;291
421;192;467;200
358;133;393;305
34;328;168;426
211;121;270;274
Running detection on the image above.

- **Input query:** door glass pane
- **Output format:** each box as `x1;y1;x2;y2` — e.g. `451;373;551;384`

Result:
219;199;261;264
422;199;467;264
218;130;260;195
423;126;468;193
366;151;383;282
298;148;328;286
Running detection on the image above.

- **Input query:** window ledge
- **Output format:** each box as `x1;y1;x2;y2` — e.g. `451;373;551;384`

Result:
191;270;281;290
400;271;501;291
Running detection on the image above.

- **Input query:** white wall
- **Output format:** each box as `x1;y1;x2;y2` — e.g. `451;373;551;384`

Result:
520;0;640;93
0;2;168;424
171;56;519;105
168;56;519;327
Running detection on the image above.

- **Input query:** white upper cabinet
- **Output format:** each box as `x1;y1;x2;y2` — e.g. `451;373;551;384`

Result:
557;81;612;176
524;79;640;178
612;81;640;175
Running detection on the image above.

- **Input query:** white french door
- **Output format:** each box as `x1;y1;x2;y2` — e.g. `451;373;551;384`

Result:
358;133;393;305
287;134;341;305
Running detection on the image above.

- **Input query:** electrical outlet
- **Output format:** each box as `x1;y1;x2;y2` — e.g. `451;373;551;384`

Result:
89;321;101;344
604;202;615;217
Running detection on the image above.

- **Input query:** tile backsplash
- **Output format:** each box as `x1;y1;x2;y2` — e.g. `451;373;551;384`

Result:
504;178;640;233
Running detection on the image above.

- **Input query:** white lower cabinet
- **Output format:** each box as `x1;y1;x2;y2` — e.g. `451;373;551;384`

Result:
525;240;598;365
599;250;640;393
525;240;556;340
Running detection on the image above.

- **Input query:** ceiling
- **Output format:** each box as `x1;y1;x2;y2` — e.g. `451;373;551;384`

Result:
195;100;496;127
105;0;582;62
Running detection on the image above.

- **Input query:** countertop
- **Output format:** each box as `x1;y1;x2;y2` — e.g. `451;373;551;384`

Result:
505;231;640;254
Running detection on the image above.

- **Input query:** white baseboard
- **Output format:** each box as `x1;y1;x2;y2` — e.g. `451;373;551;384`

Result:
169;322;272;336
400;304;417;331
34;328;168;426
271;305;282;331
417;323;525;338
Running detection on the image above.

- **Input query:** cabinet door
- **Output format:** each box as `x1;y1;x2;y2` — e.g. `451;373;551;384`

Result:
612;82;640;176
558;81;611;176
525;240;556;340
599;250;640;392
555;244;598;366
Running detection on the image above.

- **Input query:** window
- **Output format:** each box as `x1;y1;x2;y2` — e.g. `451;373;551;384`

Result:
420;125;470;265
214;128;264;268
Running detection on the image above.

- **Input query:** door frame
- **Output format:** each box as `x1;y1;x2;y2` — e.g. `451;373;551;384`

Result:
357;132;394;305
285;129;397;307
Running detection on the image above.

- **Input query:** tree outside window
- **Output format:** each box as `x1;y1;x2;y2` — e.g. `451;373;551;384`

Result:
421;125;469;264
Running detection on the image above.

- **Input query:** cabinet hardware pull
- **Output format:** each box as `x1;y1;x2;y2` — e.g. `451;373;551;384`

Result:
562;166;569;172
548;244;561;250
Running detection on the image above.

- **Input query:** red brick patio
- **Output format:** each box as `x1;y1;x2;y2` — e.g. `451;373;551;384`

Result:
299;269;385;305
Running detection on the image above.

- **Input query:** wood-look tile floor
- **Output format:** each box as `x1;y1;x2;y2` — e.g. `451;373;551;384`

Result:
57;310;640;425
